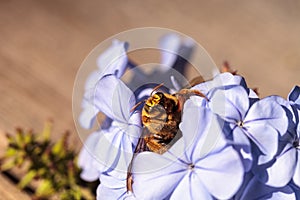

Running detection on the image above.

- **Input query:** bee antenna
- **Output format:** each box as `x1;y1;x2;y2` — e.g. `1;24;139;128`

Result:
130;100;145;113
150;83;164;96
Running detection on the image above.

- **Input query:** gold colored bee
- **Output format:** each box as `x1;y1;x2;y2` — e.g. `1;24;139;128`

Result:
127;83;206;192
139;87;206;154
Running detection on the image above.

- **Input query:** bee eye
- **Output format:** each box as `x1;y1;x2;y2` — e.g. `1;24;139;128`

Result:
155;92;163;98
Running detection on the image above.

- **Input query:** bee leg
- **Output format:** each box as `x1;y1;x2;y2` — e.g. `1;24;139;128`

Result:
190;89;209;101
126;172;133;192
127;136;148;192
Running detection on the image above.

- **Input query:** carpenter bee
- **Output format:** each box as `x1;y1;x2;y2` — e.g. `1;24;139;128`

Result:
140;87;205;154
127;82;207;192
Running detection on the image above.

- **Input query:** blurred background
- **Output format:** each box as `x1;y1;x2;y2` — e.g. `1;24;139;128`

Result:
0;0;300;159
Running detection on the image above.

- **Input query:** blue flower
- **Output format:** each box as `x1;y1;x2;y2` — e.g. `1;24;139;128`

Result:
90;75;141;173
77;40;134;187
208;85;288;171
131;99;244;199
255;86;300;188
79;40;129;129
159;34;195;76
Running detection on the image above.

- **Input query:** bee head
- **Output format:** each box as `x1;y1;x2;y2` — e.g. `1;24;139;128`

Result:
147;92;164;107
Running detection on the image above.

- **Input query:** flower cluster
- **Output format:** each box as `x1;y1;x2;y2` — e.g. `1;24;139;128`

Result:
77;35;300;199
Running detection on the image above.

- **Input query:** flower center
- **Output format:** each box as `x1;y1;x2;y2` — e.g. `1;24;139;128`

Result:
188;163;195;170
237;120;244;128
293;139;300;149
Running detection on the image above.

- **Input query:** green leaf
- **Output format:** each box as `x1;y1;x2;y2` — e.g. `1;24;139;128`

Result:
51;139;65;157
15;155;24;167
36;179;54;197
23;132;32;144
18;170;37;189
15;131;24;147
0;158;15;171
4;147;17;157
41;122;52;141
60;187;81;200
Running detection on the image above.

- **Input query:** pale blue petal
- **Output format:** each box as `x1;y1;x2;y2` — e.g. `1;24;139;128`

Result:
93;126;135;173
128;111;142;129
99;173;126;189
267;95;297;127
123;192;137;200
97;40;128;78
79;166;99;182
179;100;227;160
159;34;181;72
79;101;98;129
196;146;244;199
240;177;296;200
170;75;183;91
111;112;142;146
78;131;101;181
179;100;212;159
271;191;296;200
132;152;186;200
178;98;204;155
84;70;102;91
288;86;300;105
192;115;228;161
190;95;208;107
232;127;253;171
96;184;127;200
245;124;279;165
208;86;249;122
94;75;135;123
293;151;300;187
164;138;189;164
245;96;288;136
192;73;244;95
264;143;297;187
297;123;300;138
170;172;213;200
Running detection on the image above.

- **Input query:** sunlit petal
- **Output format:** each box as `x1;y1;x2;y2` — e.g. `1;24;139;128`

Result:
208;86;249;122
245;96;288;135
94;75;135;123
132;152;186;200
197;146;244;199
293;152;300;187
170;172;213;200
264;143;297;187
96;40;128;78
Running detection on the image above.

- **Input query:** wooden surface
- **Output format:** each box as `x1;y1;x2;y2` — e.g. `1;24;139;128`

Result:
0;0;300;198
0;175;31;200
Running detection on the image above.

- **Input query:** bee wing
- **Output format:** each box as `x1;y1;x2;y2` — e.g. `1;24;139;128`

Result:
134;128;150;153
